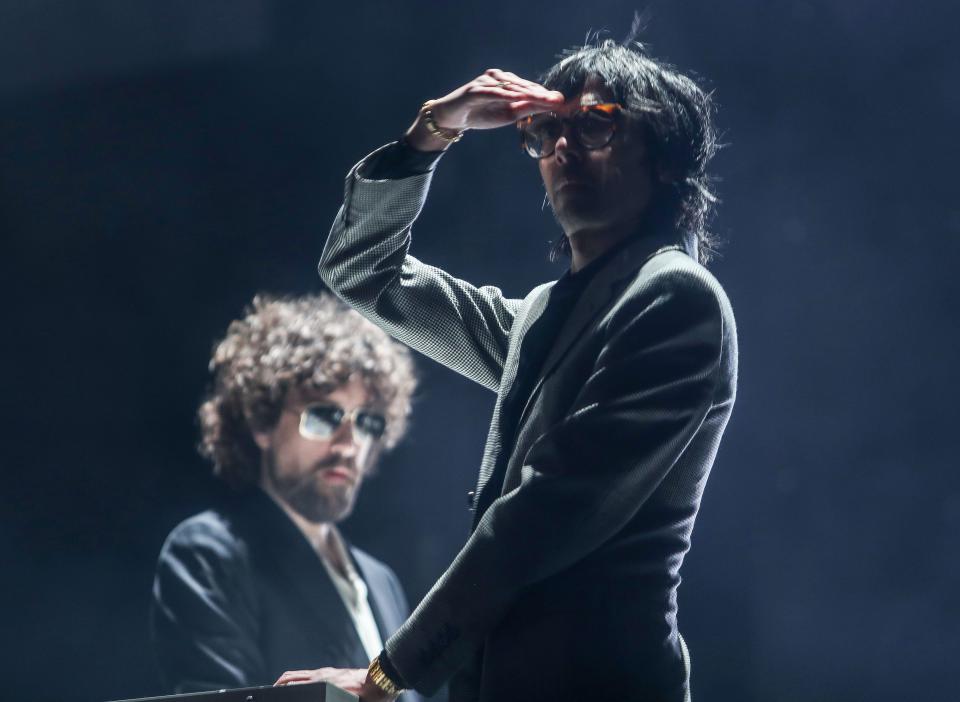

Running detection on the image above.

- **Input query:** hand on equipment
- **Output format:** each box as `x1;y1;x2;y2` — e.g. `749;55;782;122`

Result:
275;667;397;702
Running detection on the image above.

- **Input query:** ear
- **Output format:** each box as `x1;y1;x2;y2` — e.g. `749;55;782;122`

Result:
252;429;272;452
361;442;385;477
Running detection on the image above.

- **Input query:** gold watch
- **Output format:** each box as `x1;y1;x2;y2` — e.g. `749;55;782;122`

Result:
368;655;404;696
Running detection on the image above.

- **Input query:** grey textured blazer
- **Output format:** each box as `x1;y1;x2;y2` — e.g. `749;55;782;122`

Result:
320;144;738;702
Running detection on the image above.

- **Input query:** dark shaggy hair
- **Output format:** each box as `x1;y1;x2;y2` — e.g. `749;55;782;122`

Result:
198;293;417;488
541;32;721;263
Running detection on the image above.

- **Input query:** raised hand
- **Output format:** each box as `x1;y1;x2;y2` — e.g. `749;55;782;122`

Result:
405;68;564;151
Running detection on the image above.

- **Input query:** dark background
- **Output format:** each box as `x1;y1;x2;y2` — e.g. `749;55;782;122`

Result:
2;2;958;701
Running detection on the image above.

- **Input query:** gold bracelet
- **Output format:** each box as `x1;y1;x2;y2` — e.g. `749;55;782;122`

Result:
421;101;463;143
368;655;404;696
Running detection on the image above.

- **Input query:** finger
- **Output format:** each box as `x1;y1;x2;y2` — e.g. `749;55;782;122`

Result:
495;69;549;92
469;87;562;111
275;676;304;686
277;674;332;687
468;86;538;101
484;69;563;101
275;671;313;685
508;100;559;120
483;68;540;90
476;71;536;92
474;74;529;94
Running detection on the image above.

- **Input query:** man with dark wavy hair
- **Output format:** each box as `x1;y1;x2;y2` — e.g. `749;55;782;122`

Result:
150;294;422;702
280;35;738;702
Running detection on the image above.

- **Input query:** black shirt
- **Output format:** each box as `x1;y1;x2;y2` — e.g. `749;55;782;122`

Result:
363;137;631;517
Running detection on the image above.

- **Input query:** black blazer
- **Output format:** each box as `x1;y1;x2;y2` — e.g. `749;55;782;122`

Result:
319;144;738;702
151;489;423;702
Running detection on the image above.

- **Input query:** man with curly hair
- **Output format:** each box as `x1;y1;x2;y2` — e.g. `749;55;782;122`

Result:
279;36;738;702
150;294;422;702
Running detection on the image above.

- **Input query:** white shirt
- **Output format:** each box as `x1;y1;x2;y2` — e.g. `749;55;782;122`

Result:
268;493;385;661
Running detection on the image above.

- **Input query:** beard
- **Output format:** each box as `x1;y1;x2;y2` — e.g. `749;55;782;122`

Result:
263;451;359;524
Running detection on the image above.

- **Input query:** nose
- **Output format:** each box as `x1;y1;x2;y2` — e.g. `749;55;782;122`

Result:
328;417;359;453
553;124;580;164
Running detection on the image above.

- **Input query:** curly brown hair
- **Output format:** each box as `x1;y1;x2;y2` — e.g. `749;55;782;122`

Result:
198;293;417;487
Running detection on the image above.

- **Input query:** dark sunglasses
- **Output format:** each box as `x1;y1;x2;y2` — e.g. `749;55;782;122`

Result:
517;103;623;159
297;403;387;443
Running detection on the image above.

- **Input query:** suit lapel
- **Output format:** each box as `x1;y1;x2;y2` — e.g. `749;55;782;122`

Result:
349;546;395;640
504;285;553;391
472;283;552;494
543;238;685;381
512;237;687;433
473;231;690;516
233;490;366;659
508;273;618;436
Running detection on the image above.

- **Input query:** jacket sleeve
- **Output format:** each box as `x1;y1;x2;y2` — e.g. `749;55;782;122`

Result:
319;144;521;392
150;518;264;693
381;567;430;702
383;266;729;694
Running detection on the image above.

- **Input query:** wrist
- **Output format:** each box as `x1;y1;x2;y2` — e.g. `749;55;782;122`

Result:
404;101;463;152
367;654;405;697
